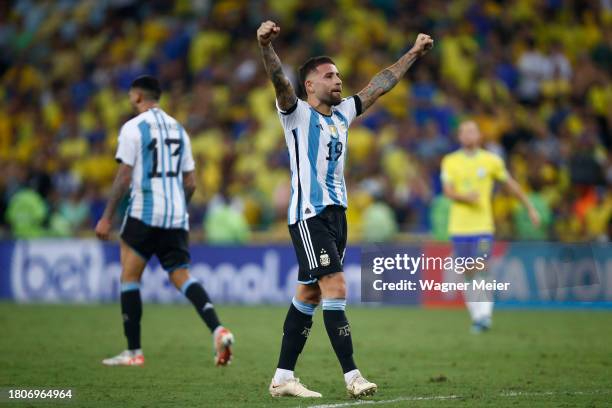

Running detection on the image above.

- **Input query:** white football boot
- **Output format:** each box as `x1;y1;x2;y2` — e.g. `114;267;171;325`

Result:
269;378;322;398
346;374;377;398
102;350;145;366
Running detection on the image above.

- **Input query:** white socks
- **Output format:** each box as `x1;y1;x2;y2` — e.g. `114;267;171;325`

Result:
465;278;494;323
273;368;361;385
465;301;480;321
470;301;493;322
482;300;494;321
344;369;360;385
273;368;295;385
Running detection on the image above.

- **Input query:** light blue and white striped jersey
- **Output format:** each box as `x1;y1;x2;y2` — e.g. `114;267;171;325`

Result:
278;96;361;225
115;108;195;230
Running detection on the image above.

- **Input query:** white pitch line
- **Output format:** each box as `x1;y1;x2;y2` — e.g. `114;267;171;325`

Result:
500;390;612;398
303;395;461;408
302;389;612;408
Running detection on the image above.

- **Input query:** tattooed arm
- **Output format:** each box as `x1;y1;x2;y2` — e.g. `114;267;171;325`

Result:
357;33;434;113
95;163;132;240
257;20;297;111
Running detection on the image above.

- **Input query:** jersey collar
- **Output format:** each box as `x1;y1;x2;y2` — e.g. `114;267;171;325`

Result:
309;105;333;117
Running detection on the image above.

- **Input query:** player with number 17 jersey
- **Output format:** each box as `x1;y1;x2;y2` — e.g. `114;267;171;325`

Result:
95;76;233;368
115;107;194;230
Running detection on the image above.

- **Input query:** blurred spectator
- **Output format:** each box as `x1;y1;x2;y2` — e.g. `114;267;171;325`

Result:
0;0;610;243
204;193;250;245
429;195;451;241
584;188;612;241
6;188;47;238
416;121;450;161
517;37;550;104
361;200;398;243
513;179;553;241
59;187;91;233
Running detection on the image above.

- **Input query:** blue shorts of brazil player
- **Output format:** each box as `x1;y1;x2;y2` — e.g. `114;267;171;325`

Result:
451;234;493;261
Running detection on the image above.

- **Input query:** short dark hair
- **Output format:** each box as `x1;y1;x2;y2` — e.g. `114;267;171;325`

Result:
297;56;336;98
130;75;161;101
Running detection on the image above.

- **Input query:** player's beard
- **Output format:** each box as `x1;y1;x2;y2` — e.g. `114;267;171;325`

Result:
326;91;342;106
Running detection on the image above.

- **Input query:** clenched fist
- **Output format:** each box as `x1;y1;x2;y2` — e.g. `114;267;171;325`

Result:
411;33;434;57
257;20;280;47
95;217;112;241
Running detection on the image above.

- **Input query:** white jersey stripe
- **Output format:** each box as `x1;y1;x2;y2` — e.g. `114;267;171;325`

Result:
177;125;187;229
151;109;170;228
289;129;301;223
158;111;176;228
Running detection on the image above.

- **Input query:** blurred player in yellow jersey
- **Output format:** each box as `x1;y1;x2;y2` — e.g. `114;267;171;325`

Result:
441;121;540;333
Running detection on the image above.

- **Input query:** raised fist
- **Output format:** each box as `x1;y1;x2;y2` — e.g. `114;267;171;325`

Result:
412;33;434;56
257;20;280;47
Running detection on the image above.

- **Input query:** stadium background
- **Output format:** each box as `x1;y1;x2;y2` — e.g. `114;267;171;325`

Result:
1;0;611;306
1;1;611;407
1;0;610;244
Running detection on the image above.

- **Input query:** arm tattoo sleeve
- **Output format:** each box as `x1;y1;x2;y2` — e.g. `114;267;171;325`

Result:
260;43;297;111
357;49;419;112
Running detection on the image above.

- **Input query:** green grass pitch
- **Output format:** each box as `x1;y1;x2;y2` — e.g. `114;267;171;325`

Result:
1;304;611;407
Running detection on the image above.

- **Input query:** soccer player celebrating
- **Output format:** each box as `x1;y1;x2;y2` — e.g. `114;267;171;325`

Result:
257;21;433;398
441;121;540;333
95;75;234;367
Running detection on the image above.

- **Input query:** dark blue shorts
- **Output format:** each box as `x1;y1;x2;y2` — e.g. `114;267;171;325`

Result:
451;234;493;259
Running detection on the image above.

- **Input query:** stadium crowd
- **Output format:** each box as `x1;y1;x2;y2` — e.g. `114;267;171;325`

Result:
1;0;611;242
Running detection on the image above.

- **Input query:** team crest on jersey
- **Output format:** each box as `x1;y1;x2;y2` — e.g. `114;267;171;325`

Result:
320;249;330;266
337;122;347;134
328;125;339;138
477;167;486;178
